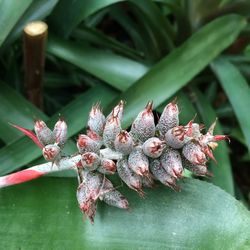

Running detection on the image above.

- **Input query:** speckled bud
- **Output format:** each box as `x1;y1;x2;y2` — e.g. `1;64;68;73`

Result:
184;161;213;177
114;130;133;155
53;118;67;148
87;103;105;136
103;109;122;149
97;158;116;175
142;137;166;158
42;144;61;161
87;129;102;145
77;134;100;154
77;172;103;223
106;100;124;122
182;141;207;165
117;158;144;197
99;177;129;209
160;148;183;179
156;100;179;138
130;102;155;143
34;120;54;146
149;159;180;191
128;147;149;176
165;121;193;149
81;152;100;171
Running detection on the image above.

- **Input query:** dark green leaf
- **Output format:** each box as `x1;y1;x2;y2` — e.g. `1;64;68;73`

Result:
0;82;47;144
49;0;124;36
113;14;246;127
0;0;32;47
211;58;250;152
0;178;249;249
2;0;59;48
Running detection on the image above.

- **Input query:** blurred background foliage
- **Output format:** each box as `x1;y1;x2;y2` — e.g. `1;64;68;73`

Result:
0;0;250;249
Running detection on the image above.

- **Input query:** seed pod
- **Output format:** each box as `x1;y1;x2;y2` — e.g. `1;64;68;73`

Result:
130;102;155;143
128;147;149;176
114;130;133;155
156;100;179;138
81;152;100;171
99;177;129;209
142;137;166;158
165;120;193;149
103;109;122;149
106;100;124;122
53;118;67;148
87;103;106;136
160;148;183;179
77;134;100;154
77;172;103;223
149;159;180;191
42;144;61;162
34;120;54;146
117;158;144;197
182;141;207;165
97;158;116;175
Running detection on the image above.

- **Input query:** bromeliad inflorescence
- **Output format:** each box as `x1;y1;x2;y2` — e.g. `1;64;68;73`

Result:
3;100;228;223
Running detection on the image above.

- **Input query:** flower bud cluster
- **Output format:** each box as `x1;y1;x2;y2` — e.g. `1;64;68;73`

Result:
75;100;227;222
34;119;67;162
13;100;227;223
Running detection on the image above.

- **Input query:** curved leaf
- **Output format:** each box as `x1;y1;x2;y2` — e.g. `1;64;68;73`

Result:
113;14;246;127
2;0;59;48
211;58;250;153
47;34;149;91
49;0;124;36
0;82;47;144
0;178;249;249
0;0;32;47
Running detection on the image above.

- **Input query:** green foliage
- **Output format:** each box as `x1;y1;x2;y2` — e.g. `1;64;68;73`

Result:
0;0;250;249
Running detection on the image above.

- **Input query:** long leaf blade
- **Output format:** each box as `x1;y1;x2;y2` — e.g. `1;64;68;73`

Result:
115;14;246;127
47;34;149;91
0;0;32;47
0;178;249;249
211;57;250;152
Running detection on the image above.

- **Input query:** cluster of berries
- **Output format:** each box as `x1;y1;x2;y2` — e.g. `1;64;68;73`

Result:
13;100;227;223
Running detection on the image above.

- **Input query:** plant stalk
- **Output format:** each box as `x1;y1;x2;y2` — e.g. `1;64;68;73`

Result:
23;21;48;109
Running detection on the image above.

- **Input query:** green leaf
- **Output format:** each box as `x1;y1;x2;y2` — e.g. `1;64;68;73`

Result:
0;178;249;249
0;85;118;176
211;58;250;153
49;0;124;37
0;82;47;144
193;88;234;195
113;14;246;127
2;0;59;48
47;34;149;91
129;0;174;55
72;27;142;60
0;0;32;47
